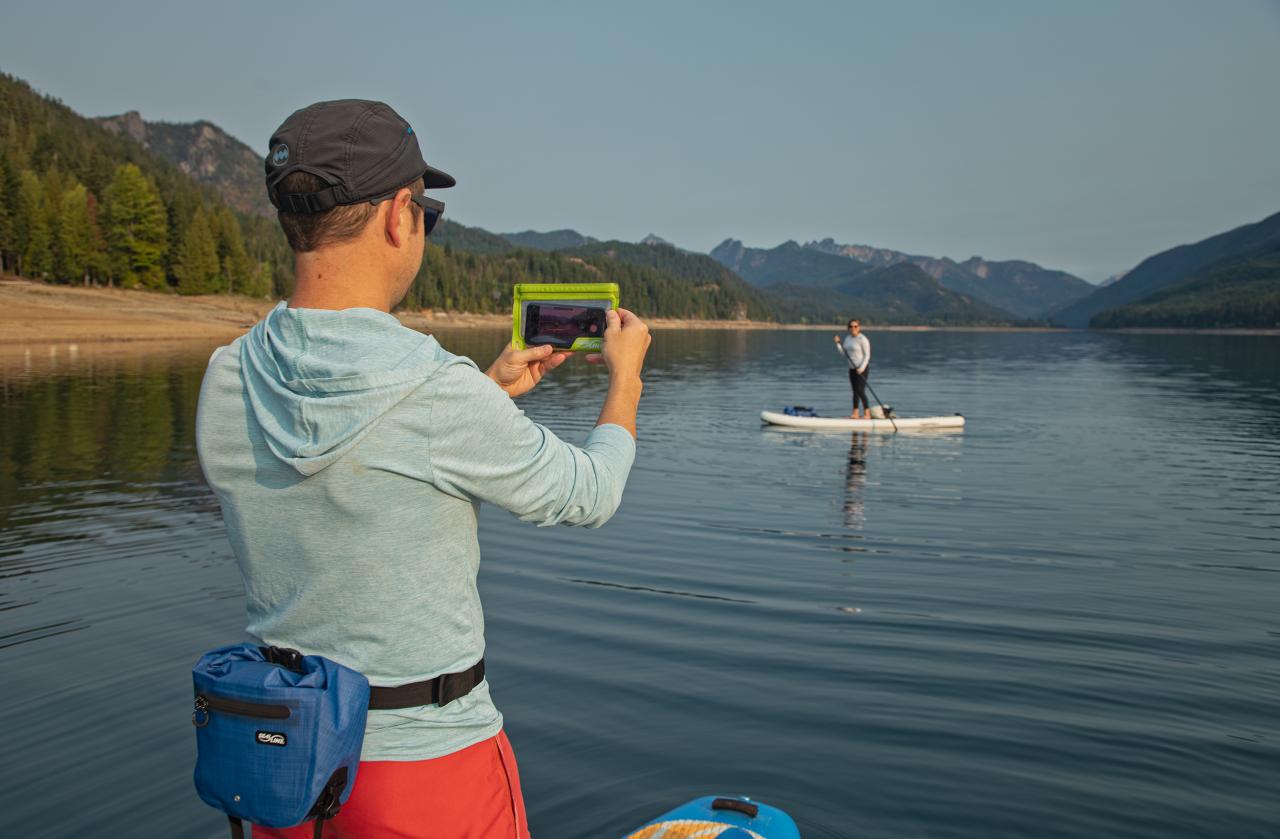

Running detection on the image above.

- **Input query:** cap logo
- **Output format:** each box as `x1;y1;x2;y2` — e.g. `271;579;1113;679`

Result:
269;143;290;167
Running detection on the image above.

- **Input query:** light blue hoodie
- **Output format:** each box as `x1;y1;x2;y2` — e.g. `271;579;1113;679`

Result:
196;302;635;760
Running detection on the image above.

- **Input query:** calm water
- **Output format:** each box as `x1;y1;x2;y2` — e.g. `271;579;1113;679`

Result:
2;330;1278;838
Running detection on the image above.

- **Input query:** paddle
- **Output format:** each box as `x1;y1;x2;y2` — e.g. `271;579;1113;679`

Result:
836;337;898;432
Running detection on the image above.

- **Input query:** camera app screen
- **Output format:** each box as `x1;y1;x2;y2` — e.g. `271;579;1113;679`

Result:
527;304;603;347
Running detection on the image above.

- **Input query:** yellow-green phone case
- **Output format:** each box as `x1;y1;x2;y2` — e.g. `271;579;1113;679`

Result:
512;283;620;351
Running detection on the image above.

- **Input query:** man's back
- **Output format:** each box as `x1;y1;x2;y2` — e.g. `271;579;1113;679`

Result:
196;303;635;760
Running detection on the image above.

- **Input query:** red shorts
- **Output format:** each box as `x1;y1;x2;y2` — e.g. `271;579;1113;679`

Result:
253;730;530;839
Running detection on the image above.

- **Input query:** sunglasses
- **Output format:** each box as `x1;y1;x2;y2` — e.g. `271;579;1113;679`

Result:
368;189;445;237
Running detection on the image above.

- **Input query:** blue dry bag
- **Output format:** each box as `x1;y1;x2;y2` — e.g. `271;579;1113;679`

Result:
783;405;818;417
192;643;370;839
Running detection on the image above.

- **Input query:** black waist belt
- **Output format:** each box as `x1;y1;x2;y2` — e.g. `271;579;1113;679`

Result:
261;647;484;710
369;659;486;710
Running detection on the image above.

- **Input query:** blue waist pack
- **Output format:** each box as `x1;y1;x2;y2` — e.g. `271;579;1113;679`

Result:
192;644;370;839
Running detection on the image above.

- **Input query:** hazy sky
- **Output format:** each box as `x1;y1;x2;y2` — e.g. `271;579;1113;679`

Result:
3;0;1278;280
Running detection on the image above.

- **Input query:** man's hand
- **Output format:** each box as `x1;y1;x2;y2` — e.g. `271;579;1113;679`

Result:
833;334;841;344
598;308;651;380
593;308;650;438
486;343;570;398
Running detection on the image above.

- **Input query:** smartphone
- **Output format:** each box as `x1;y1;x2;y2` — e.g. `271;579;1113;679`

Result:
522;303;607;349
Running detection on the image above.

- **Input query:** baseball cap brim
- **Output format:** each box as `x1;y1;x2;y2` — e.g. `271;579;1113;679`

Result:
423;164;456;189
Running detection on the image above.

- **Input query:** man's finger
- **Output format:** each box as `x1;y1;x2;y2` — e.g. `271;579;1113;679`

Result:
542;352;570;371
604;309;621;333
511;344;554;363
584;353;604;364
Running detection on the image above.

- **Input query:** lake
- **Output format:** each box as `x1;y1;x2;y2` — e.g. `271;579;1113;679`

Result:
1;329;1277;838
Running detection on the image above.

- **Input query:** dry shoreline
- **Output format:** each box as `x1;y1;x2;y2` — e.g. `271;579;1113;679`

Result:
2;277;1275;345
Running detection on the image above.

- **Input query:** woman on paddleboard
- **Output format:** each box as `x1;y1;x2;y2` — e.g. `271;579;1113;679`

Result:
834;318;872;418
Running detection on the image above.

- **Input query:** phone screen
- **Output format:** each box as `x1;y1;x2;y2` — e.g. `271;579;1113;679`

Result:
524;304;606;348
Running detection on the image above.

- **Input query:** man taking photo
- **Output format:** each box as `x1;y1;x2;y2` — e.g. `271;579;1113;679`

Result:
196;99;649;838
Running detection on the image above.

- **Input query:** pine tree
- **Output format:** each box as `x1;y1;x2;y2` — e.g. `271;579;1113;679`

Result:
212;206;252;294
18;170;52;278
84;190;107;282
0;159;11;274
175;207;221;294
242;260;272;298
102;163;168;289
57;183;105;285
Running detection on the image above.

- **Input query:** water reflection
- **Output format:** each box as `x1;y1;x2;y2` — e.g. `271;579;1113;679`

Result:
844;433;868;529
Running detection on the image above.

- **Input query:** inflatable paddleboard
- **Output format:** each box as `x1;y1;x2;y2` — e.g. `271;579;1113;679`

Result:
761;409;964;431
622;795;800;839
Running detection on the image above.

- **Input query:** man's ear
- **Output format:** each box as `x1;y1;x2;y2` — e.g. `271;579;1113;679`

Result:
383;188;414;247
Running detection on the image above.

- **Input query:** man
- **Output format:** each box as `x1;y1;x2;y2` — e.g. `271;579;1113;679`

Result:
195;100;650;838
834;318;871;418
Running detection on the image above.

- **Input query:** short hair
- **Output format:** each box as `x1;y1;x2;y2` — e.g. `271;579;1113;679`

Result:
848;319;860;328
275;172;420;253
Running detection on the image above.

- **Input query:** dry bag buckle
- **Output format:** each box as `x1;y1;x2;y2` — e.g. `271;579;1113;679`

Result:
260;645;306;673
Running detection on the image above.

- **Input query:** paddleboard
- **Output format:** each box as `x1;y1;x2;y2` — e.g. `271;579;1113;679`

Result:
761;409;964;431
622;795;800;839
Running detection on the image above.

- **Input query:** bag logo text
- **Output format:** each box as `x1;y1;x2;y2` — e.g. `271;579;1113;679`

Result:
255;730;287;747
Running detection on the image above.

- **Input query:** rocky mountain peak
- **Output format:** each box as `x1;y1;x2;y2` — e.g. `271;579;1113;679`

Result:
95;113;272;216
98;111;149;146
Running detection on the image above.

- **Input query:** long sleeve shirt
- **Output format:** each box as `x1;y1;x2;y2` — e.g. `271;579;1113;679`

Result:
196;303;635;760
839;333;871;372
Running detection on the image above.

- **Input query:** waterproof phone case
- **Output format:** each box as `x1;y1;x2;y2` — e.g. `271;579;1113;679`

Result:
512;283;620;351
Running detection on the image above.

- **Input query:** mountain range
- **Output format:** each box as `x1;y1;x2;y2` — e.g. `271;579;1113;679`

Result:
713;237;1094;319
39;77;1273;329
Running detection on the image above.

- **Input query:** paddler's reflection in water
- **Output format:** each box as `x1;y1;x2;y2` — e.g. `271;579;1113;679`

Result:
843;432;868;529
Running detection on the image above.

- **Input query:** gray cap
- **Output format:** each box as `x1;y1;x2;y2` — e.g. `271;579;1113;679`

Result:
264;99;455;214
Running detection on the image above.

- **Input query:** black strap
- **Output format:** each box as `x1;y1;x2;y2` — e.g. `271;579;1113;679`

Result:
258;648;485;710
228;816;245;839
305;766;349;839
368;659;486;710
270;186;342;214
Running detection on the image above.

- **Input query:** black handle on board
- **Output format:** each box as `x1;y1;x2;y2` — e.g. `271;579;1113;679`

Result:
711;798;759;819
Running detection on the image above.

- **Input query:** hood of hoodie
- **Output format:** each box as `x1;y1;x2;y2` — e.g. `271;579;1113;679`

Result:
239;302;443;476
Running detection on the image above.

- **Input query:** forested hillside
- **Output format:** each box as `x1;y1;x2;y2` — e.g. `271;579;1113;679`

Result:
500;229;597;250
407;239;770;319
1050;210;1280;327
0;73;287;296
0;72;781;320
1090;241;1280;329
563;240;772;319
764;263;1015;326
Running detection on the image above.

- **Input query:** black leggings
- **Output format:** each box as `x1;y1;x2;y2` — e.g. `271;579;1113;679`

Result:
849;367;869;411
